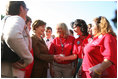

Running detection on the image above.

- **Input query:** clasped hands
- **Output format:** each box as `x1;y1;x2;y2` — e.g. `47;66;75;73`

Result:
54;54;66;62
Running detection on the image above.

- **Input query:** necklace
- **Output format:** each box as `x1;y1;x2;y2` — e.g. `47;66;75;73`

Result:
60;38;64;51
60;38;65;56
59;37;68;57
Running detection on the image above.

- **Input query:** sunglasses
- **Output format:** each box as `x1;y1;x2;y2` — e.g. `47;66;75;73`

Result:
97;16;102;23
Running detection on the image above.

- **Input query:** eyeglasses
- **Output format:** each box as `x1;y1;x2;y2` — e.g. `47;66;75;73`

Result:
22;5;29;11
25;8;29;11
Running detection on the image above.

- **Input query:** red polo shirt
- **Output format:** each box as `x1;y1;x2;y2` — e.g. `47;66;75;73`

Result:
82;34;117;78
73;34;92;59
49;35;75;64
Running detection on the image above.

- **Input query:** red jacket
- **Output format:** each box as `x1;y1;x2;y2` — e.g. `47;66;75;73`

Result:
49;35;75;64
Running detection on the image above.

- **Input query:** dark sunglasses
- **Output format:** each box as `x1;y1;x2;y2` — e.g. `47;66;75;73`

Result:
97;16;102;23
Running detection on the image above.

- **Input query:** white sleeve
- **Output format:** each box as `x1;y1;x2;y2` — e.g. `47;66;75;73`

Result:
3;16;33;65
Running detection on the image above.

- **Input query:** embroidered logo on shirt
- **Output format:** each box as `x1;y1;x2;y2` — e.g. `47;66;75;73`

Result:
98;35;103;38
92;41;98;45
88;38;93;43
77;41;80;45
91;35;103;45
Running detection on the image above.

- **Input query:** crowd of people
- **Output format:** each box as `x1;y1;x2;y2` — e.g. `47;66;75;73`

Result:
1;1;117;78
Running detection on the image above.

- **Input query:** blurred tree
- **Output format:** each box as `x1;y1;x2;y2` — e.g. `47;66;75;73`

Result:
112;10;117;28
1;14;5;20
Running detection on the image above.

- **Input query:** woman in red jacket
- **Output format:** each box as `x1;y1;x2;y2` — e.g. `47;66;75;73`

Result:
49;23;75;78
82;16;117;78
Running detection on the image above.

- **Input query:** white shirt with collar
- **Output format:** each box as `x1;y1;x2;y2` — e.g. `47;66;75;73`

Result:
44;36;54;49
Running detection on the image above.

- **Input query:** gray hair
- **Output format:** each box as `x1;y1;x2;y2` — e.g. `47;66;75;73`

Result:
56;23;69;38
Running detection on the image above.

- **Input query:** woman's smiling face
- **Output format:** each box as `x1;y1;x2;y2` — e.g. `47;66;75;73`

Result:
35;25;46;35
91;22;98;36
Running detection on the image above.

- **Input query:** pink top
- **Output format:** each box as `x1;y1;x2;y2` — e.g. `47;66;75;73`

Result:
82;34;117;78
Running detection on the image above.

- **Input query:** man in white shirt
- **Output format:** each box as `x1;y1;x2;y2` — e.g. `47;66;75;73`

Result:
44;27;54;49
1;1;33;78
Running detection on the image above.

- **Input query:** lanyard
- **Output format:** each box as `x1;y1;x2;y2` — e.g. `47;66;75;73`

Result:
60;38;65;54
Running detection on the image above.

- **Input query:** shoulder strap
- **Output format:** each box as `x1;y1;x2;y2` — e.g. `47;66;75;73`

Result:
1;16;10;41
2;16;10;30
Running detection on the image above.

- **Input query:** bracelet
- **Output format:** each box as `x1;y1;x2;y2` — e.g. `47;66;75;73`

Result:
94;69;102;75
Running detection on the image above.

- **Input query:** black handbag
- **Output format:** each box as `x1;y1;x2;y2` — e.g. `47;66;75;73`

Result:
1;16;21;63
1;39;21;63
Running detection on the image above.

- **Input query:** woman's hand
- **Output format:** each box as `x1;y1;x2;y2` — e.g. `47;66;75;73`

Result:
89;63;102;78
54;54;77;62
54;55;65;62
89;59;113;78
90;70;101;78
12;59;27;69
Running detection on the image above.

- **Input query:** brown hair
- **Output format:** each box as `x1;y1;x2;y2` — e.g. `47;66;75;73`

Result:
93;16;116;37
46;26;52;31
26;16;32;24
6;1;26;15
69;29;74;35
32;20;46;31
72;19;88;36
88;24;92;28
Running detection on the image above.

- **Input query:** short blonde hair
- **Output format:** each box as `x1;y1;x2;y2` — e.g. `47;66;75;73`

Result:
93;16;116;37
56;23;69;38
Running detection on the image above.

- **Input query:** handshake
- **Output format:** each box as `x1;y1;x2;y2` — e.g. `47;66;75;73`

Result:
53;54;66;62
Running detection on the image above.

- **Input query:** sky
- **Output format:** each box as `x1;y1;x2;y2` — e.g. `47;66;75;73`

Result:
0;0;117;36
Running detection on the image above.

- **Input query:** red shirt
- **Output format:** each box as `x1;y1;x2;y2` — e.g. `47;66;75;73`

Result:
20;49;34;78
24;49;34;78
49;35;75;64
73;34;92;59
82;34;117;78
